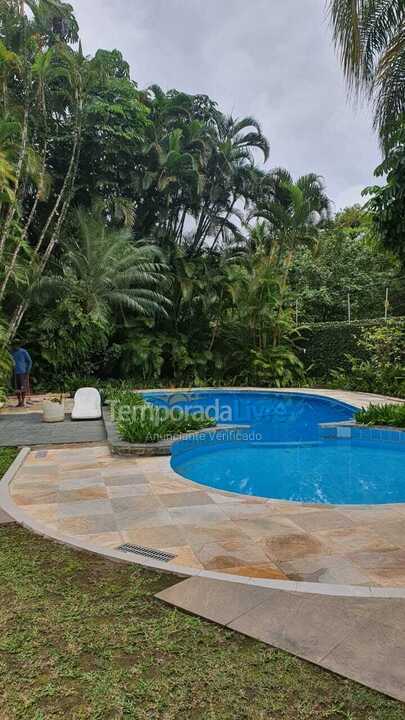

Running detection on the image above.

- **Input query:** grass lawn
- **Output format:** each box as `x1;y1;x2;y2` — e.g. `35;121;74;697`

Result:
0;450;404;719
0;447;18;477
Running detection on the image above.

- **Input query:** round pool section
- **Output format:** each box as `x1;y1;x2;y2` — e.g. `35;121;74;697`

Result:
145;391;405;505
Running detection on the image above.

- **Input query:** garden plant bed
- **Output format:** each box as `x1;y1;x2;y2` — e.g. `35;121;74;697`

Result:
103;406;219;456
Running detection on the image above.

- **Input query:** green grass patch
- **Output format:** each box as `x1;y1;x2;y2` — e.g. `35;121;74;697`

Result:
0;447;18;478
356;403;405;428
0;525;404;720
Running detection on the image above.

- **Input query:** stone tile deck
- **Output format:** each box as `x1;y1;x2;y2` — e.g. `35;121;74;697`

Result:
156;576;405;702
0;412;106;447
9;443;405;586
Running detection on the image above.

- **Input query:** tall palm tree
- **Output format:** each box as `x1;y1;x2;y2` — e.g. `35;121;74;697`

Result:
329;0;405;136
38;210;171;323
249;169;331;256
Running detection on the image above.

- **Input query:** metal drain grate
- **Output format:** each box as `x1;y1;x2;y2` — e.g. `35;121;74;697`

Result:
117;544;177;563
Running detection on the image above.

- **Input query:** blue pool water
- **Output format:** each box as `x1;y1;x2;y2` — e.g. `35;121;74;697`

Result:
145;391;405;505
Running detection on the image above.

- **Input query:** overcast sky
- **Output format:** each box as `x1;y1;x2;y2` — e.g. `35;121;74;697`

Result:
72;0;380;211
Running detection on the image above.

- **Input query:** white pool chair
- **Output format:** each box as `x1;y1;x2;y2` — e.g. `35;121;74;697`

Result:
71;388;102;421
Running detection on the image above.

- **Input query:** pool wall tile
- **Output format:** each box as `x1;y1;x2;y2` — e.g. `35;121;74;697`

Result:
320;423;405;445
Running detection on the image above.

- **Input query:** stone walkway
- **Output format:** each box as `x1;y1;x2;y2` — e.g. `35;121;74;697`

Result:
157;576;405;702
0;413;106;447
9;443;405;586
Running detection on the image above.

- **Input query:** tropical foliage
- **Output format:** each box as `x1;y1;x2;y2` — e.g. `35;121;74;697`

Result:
329;0;405;138
0;1;404;398
356;403;405;429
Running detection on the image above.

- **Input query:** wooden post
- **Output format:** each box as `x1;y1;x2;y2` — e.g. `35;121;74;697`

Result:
385;287;389;322
347;293;351;324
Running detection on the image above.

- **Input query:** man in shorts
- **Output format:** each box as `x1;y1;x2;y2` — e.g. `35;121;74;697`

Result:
11;344;32;408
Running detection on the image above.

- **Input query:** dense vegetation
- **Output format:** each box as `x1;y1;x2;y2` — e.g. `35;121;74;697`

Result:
107;388;215;443
0;1;404;398
356;403;405;429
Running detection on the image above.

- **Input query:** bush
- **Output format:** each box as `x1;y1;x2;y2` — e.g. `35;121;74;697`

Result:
356;403;405;428
116;399;215;444
300;318;405;379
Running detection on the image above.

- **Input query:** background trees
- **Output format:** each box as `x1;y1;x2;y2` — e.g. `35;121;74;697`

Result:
329;0;405;138
0;0;404;393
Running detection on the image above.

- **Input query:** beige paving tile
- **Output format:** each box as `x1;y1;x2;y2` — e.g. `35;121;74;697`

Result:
219;502;270;522
61;476;104;490
57;514;118;535
12;490;59;506
180;522;249;551
221;563;287;580
279;554;372;585
158;491;214;509
25;503;58;523
58;486;108;502
367;570;405;587
111;495;163;514
17;465;59;478
12;479;59;492
261;532;327;563
286;510;355;533
106;484;152;498
156;577;271;625
74;532;124;548
372;519;405;549
168;504;229;526
229;594;372;665
123;524;187;549
115;509;173;531
322;620;405;702
103;474;147;487
149;479;197;495
58;499;113;519
348;548;405;571
196;539;271;571
315;526;399;556
166;545;203;568
236;515;304;541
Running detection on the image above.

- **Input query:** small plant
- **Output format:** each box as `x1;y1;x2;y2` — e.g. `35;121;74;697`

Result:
117;404;215;444
356;403;405;429
0;387;7;405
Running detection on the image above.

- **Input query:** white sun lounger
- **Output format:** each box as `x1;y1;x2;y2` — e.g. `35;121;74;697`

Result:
71;388;102;421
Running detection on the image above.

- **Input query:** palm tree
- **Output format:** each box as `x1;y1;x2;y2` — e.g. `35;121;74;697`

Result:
328;0;405;136
249;169;331;257
38;210;171;323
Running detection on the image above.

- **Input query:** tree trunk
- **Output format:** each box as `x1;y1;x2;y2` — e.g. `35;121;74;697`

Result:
0;100;29;260
5;94;84;343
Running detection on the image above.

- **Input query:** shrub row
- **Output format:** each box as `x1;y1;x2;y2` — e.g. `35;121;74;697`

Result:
299;317;405;377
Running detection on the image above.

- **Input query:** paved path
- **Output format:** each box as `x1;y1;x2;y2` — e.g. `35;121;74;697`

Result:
8;445;405;587
0;413;106;447
156;576;405;702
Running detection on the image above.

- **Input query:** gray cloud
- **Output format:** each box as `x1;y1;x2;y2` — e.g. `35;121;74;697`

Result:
73;0;380;210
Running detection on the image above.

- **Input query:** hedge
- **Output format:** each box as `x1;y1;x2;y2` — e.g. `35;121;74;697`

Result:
298;317;405;378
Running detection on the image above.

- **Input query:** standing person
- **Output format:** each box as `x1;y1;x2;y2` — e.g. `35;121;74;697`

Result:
11;343;32;408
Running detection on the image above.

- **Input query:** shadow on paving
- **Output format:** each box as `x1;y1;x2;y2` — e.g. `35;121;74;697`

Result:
0;413;106;447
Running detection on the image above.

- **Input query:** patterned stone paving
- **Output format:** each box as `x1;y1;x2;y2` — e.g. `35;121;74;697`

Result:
9;444;405;586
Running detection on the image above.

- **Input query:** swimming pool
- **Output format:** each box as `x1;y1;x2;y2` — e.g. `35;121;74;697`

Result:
145;390;405;505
